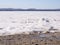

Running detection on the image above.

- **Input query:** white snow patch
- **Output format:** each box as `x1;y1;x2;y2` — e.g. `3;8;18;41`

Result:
0;11;60;36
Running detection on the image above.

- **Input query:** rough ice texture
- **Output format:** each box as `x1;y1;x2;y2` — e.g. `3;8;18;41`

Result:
0;11;60;36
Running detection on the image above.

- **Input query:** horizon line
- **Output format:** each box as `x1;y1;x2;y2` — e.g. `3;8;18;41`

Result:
0;8;60;11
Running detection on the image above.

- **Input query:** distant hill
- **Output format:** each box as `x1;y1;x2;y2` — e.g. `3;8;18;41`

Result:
0;8;60;11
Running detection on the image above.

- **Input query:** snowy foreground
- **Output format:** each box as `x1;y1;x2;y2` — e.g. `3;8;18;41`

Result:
0;11;60;36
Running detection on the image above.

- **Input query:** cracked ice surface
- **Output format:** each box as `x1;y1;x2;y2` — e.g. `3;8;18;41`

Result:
0;11;60;36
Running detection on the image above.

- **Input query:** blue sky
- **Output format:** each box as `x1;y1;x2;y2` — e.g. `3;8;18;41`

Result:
0;0;60;9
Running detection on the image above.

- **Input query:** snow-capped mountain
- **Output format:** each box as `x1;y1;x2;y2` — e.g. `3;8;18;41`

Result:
0;11;60;36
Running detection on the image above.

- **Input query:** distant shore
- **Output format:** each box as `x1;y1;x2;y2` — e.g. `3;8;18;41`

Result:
0;8;60;11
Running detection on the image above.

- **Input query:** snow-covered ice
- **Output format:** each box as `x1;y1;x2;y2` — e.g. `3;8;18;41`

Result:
0;11;60;36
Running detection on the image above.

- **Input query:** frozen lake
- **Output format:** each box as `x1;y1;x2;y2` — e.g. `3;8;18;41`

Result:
0;11;60;35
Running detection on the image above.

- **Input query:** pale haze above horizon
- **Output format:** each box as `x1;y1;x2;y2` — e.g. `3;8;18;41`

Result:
0;0;60;9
